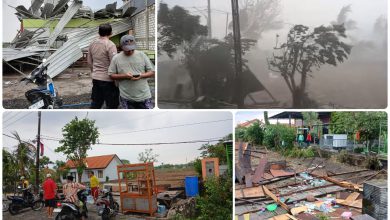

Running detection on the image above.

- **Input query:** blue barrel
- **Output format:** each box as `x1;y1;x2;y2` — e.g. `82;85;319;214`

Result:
185;176;199;197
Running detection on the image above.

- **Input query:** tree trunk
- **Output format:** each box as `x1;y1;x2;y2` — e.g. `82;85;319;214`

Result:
78;172;82;183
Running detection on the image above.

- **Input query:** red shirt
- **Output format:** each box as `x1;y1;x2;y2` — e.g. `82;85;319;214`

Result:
43;178;57;200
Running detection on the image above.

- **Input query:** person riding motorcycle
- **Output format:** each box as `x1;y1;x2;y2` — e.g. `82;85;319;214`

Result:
62;176;87;219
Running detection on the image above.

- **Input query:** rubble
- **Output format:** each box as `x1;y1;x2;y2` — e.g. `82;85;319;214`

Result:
166;197;197;219
235;142;387;220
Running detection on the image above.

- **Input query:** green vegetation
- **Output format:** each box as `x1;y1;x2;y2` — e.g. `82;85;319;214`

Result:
263;124;296;149
282;146;315;158
138;148;159;163
196;176;232;220
55;117;99;183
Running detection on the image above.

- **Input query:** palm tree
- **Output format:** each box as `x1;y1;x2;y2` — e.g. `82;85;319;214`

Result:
11;132;35;178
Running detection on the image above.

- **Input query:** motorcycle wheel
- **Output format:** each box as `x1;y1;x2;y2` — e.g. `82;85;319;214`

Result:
55;211;77;220
101;208;110;220
113;202;119;214
3;200;9;212
8;203;19;215
32;200;44;211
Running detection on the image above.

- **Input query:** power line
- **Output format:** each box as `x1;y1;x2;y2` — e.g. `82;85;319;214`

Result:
38;136;225;146
103;118;232;136
3;112;24;124
40;118;231;139
4;112;35;129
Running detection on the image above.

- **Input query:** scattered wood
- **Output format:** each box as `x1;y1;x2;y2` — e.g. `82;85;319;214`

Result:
236;186;265;199
268;214;298;220
263;186;290;211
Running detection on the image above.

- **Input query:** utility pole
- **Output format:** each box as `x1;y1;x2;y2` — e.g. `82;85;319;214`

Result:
207;0;212;38
35;111;41;194
225;12;229;36
231;0;244;107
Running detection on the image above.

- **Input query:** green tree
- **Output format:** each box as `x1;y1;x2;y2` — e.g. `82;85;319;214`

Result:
39;156;52;168
235;127;248;141
3;149;18;189
121;159;130;164
12;132;35;178
244;121;264;145
138;148;159;163
53;160;68;183
55;117;99;183
268;24;352;108
196;176;232;219
158;3;207;57
302;112;323;140
263;124;296;149
331;112;387;148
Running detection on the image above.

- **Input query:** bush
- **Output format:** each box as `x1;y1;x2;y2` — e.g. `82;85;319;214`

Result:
365;156;383;170
196;176;232;220
244;121;264;145
263;124;296;149
282;146;315;158
354;147;365;154
193;158;202;176
235;127;247;141
337;150;350;163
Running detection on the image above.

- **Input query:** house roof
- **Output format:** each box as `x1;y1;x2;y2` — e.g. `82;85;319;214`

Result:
238;119;260;128
269;112;331;120
65;154;118;169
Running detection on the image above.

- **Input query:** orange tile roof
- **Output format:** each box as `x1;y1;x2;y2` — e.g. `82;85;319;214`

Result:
238;119;260;128
65;154;117;169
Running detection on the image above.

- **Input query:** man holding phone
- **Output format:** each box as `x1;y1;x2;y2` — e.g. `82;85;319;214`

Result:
108;35;155;109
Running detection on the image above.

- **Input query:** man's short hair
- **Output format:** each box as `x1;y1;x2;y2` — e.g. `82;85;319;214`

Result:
67;176;74;181
90;171;94;175
99;24;112;37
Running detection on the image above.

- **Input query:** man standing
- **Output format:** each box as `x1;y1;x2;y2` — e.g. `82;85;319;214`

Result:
42;174;57;219
87;23;119;109
89;171;99;204
109;35;155;109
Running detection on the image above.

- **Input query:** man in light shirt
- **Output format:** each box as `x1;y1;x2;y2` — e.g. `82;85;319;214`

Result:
108;35;155;109
87;23;119;109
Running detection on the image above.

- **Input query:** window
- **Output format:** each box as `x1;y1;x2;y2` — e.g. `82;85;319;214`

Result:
98;170;103;178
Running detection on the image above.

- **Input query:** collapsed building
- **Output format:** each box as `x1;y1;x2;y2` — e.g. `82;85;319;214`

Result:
235;142;388;220
3;0;155;79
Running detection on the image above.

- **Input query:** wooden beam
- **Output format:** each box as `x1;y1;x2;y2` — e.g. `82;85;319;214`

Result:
263;186;290;211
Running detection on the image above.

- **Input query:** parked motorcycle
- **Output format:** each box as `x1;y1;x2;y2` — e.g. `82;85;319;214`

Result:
55;189;88;220
22;60;63;109
96;188;119;220
7;185;44;215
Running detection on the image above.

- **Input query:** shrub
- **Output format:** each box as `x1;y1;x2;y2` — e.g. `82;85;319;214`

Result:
235;127;247;141
193;158;202;176
263;124;296;149
337;150;350;163
365;155;383;170
244;121;264;145
282;146;315;158
196;176;232;220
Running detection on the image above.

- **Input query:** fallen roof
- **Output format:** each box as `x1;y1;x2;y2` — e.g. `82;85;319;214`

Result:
2;48;39;62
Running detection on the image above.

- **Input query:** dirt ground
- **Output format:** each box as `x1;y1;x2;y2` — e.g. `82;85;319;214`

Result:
3;68;155;109
155;168;197;187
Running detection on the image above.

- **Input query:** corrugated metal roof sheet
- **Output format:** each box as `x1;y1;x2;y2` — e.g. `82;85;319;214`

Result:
2;48;39;62
44;19;132;78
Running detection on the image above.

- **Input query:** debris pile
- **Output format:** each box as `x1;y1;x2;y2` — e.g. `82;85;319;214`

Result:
235;142;387;220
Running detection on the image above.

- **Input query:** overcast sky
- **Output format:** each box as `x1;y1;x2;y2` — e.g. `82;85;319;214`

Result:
162;0;387;40
3;111;232;166
236;111;282;125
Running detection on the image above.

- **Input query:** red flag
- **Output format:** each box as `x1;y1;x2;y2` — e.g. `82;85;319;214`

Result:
40;141;44;156
356;131;360;141
306;133;312;142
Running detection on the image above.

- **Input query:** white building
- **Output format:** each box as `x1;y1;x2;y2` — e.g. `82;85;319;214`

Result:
61;154;123;184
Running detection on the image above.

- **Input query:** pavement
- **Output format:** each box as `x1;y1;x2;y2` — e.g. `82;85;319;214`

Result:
3;202;152;220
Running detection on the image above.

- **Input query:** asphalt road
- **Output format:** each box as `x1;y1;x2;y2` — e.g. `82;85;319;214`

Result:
3;203;150;220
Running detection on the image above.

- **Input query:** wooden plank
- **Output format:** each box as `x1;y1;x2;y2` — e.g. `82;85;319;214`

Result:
311;173;363;191
336;198;363;209
269;214;298;220
290;201;324;215
344;192;360;204
235;186;265;199
263;186;290;211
